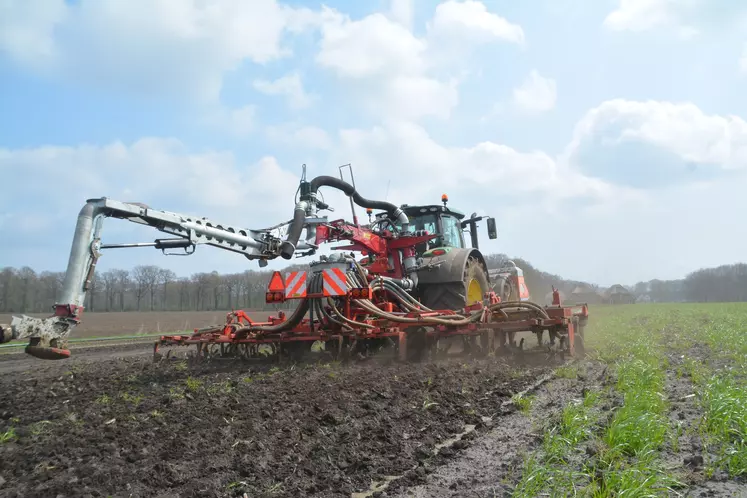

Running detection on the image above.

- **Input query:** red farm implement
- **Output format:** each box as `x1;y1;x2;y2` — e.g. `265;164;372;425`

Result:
154;264;589;364
1;164;589;365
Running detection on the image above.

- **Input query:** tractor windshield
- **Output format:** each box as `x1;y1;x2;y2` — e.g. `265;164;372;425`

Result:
389;213;441;249
406;214;438;235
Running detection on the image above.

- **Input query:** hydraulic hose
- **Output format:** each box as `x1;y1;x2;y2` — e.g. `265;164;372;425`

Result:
346;271;483;326
310;272;365;331
281;176;408;261
308;176;408;226
487;301;551;319
350;260;433;313
235;294;310;334
345;266;549;325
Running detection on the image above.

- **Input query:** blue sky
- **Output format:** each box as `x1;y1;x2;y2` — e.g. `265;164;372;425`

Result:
1;0;747;286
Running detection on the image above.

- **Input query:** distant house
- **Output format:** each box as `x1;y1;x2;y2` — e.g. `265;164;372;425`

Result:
569;284;603;304
603;284;636;304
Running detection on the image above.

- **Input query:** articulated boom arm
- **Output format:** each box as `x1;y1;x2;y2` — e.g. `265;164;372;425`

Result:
0;197;325;359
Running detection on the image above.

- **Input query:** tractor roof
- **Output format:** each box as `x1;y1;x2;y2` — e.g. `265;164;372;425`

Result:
371;203;467;222
400;204;466;219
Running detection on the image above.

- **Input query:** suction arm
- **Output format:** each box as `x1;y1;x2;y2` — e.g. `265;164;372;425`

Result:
1;197;316;360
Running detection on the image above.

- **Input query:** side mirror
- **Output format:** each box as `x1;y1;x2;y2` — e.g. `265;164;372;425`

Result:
486;217;497;239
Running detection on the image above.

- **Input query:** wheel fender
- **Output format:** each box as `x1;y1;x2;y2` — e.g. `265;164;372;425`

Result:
416;248;488;285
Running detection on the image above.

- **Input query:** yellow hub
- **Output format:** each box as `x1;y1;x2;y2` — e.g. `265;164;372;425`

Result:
466;278;483;305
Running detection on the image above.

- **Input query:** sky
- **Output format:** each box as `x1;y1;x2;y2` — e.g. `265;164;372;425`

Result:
1;0;747;287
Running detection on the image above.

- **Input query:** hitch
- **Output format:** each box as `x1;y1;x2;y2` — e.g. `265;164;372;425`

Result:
2;307;79;360
2;322;71;359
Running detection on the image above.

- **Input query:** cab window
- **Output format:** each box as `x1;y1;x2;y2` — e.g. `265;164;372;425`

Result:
410;214;437;235
441;215;464;248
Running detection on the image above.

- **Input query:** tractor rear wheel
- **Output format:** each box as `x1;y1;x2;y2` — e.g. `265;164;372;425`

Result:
421;256;490;310
420;257;490;355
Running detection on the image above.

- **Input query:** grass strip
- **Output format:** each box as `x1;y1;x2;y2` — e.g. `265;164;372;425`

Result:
667;305;747;479
699;373;747;478
514;305;686;497
513;388;603;497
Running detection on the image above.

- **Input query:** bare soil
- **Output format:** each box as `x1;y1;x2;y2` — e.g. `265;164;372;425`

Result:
0;348;562;498
0;342;155;374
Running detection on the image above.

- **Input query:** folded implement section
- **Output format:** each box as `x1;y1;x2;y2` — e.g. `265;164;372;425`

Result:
155;260;589;364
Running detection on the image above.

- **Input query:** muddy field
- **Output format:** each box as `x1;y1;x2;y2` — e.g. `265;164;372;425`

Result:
0;344;577;498
0;311;271;338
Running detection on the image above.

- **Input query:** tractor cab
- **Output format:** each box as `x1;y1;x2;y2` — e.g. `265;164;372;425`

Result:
371;194;497;255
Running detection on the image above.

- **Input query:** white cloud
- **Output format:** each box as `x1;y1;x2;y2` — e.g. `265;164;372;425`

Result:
314;9;450;120
316;11;427;79
388;0;414;30
512;70;557;113
427;0;525;45
253;73;315;110
0;0;318;101
4;2;747;285
314;2;523;121
333;120;622;214
565;99;747;173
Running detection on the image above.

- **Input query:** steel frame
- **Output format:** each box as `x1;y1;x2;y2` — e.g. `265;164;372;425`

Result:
155;272;589;362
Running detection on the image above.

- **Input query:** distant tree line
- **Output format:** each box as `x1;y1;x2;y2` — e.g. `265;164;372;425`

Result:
1;258;745;314
682;263;747;302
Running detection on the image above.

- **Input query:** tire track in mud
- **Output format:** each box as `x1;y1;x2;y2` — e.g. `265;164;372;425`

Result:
386;361;609;498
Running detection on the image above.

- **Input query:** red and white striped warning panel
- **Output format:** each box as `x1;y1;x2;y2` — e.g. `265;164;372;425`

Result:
322;268;348;297
284;271;307;299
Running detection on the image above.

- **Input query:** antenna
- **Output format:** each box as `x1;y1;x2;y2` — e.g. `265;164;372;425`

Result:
338;163;359;226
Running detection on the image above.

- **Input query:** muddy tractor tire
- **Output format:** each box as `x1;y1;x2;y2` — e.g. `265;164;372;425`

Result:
420;256;490;310
417;250;491;356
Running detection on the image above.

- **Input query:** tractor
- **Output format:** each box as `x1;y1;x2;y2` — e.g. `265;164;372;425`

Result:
366;194;527;312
